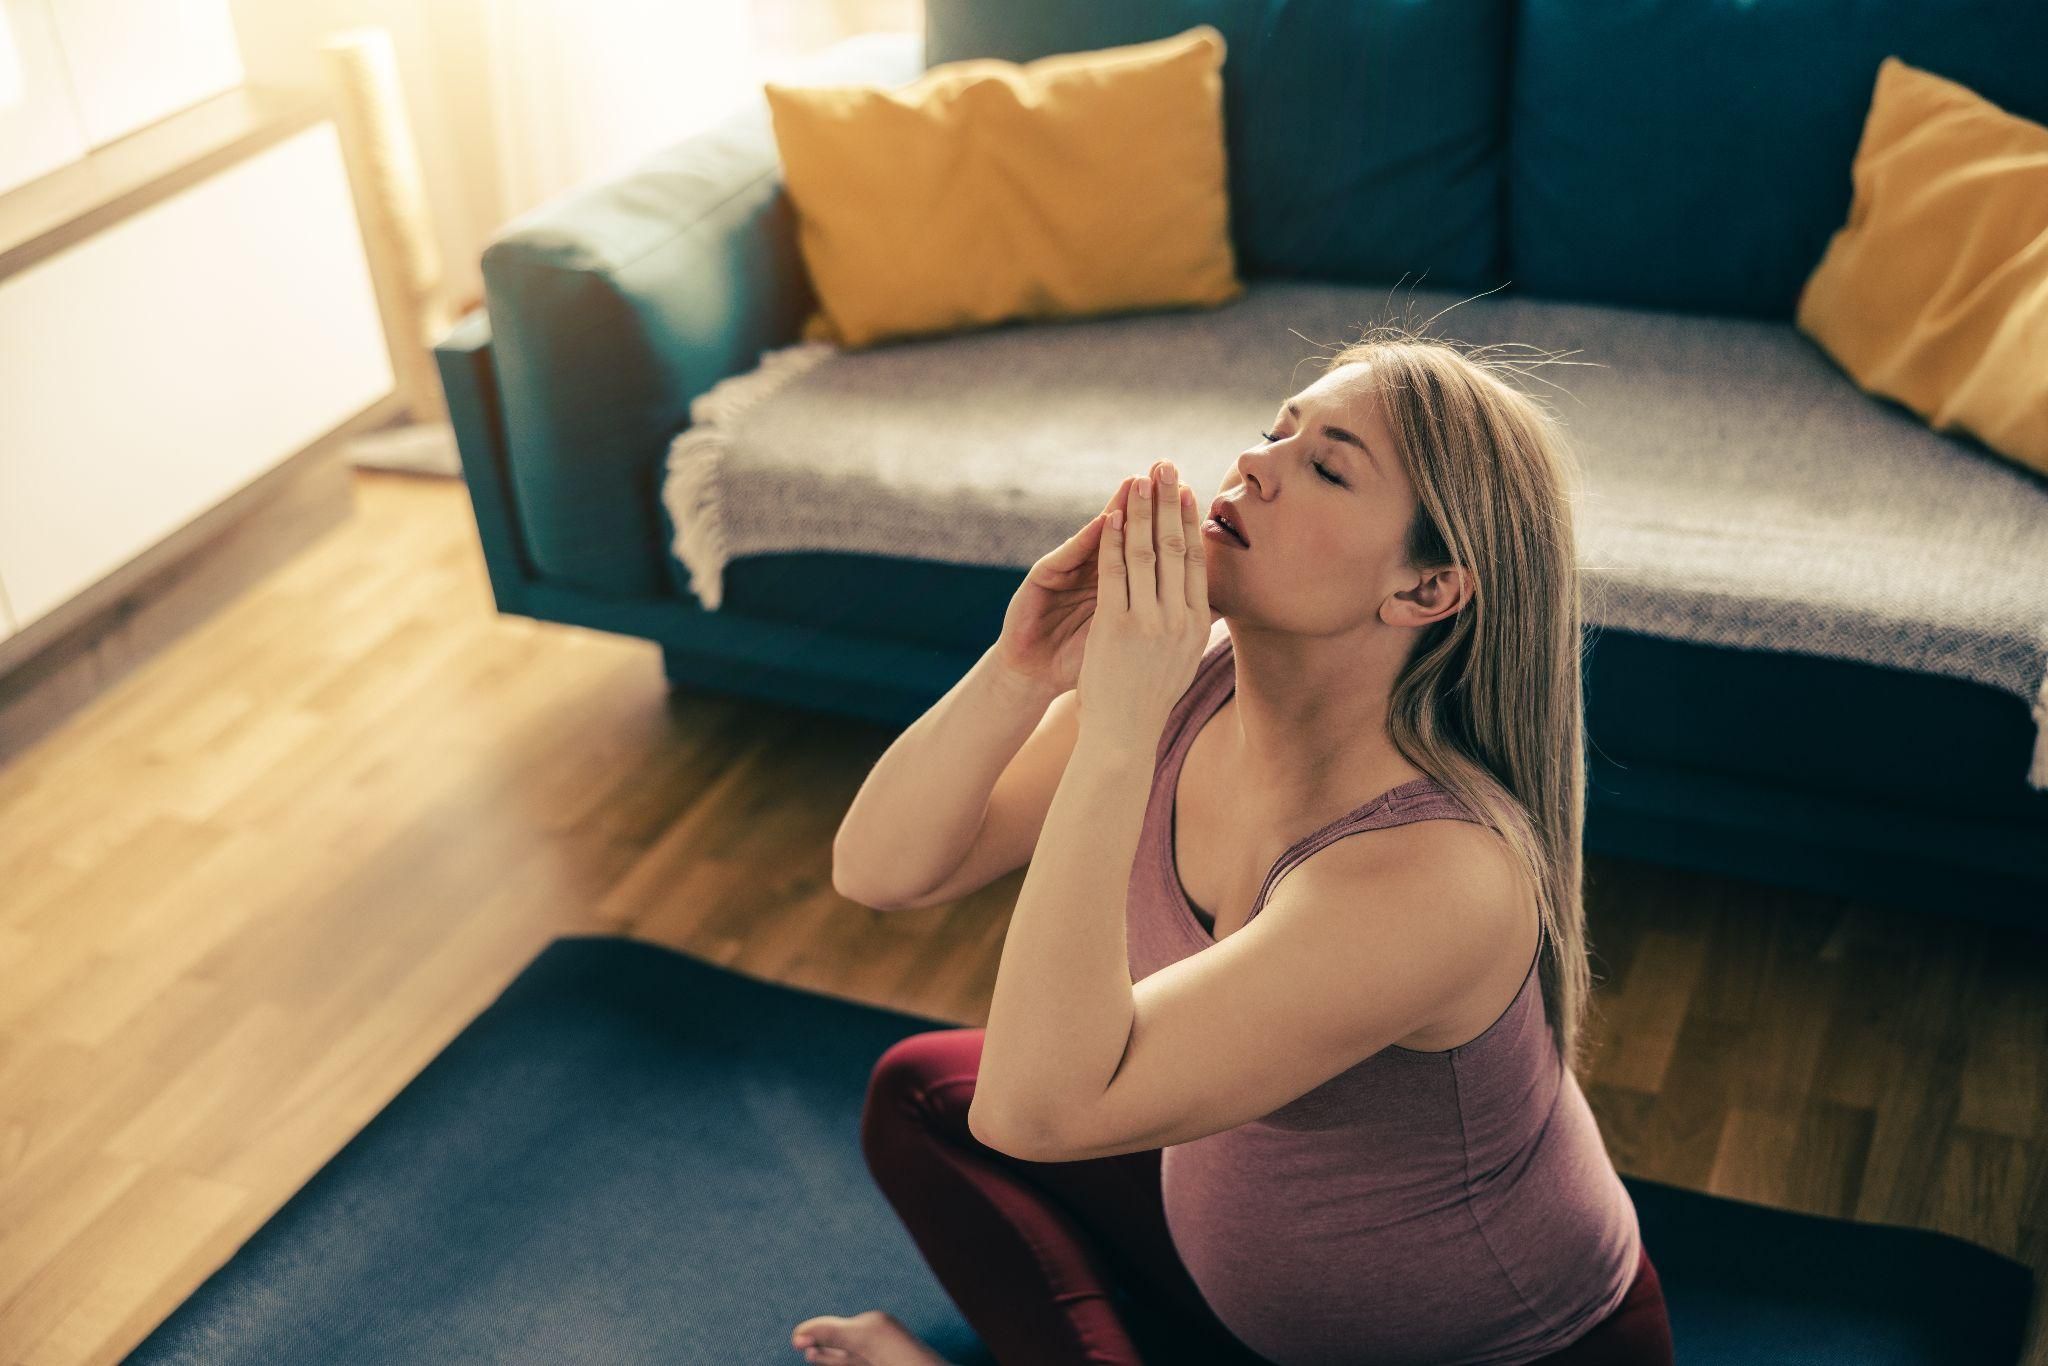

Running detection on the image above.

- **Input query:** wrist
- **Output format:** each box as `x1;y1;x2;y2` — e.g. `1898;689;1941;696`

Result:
1074;718;1159;767
977;648;1062;714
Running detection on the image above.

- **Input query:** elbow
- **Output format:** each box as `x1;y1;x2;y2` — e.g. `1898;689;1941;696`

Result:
830;865;874;909
966;1098;1019;1155
967;1098;1061;1161
830;844;899;911
829;834;860;901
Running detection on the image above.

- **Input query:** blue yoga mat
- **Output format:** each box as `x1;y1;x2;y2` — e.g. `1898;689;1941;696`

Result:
125;936;2033;1365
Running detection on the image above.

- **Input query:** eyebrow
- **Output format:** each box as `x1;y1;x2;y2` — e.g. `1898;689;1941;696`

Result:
1284;400;1379;475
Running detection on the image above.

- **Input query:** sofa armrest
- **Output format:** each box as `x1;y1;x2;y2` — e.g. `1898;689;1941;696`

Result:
432;306;534;613
479;30;926;599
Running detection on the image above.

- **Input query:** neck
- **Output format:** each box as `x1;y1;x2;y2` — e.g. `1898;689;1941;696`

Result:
1221;625;1424;812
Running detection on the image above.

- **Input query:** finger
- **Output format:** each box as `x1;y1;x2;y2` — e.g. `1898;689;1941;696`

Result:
1127;472;1159;629
1099;495;1129;615
1154;462;1186;624
1042;475;1130;570
1180;480;1209;620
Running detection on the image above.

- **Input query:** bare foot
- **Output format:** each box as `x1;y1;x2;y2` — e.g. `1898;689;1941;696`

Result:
788;1308;954;1366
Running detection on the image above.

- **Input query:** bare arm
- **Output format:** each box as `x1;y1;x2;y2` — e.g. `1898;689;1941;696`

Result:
832;645;1063;910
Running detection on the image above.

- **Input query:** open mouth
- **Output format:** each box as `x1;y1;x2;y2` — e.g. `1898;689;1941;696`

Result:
1204;505;1250;548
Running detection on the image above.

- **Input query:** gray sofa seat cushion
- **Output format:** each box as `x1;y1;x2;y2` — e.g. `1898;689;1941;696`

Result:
661;281;2048;791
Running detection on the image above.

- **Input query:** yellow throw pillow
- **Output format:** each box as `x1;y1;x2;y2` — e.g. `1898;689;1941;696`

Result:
1796;56;2048;478
765;25;1244;350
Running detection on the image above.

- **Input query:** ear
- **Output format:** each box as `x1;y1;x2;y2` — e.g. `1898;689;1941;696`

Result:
1408;566;1472;625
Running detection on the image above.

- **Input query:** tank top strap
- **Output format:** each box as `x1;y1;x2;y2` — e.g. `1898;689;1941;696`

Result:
1382;776;1486;825
1245;776;1484;926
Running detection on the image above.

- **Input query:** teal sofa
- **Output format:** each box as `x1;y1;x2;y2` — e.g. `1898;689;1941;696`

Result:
434;1;2048;932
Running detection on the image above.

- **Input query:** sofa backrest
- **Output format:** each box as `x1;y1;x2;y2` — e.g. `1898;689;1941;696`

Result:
923;0;1514;298
926;0;2048;321
1509;0;2048;319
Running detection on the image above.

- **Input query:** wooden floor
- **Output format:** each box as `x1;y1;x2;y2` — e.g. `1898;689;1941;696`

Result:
0;469;2042;1364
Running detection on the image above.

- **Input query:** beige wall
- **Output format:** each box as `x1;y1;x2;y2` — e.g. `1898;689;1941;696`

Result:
225;0;921;320
225;0;493;311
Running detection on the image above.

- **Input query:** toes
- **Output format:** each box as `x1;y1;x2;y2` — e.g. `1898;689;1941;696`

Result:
791;1315;867;1363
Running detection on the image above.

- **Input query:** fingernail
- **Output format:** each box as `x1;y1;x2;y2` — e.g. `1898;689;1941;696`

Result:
1138;477;1151;498
1162;461;1178;484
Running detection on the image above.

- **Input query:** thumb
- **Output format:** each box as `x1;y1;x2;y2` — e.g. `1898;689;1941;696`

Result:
1049;512;1106;567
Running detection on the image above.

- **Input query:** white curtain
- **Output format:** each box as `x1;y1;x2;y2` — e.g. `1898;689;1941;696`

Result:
483;0;763;226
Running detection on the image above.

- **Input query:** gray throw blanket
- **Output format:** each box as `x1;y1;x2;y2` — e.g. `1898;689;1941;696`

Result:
663;281;2048;790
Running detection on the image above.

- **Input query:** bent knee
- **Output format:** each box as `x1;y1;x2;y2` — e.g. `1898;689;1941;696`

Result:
861;1029;984;1148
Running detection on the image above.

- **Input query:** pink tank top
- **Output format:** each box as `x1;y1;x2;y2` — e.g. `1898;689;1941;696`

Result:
1126;627;1642;1366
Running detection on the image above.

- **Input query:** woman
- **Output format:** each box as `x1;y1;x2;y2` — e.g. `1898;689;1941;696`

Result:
797;327;1675;1365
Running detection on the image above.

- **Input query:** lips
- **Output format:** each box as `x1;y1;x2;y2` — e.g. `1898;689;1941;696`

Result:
1207;498;1251;548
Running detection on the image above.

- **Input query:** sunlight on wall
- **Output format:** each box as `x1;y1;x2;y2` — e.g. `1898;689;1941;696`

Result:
483;0;924;227
486;0;762;224
0;4;20;110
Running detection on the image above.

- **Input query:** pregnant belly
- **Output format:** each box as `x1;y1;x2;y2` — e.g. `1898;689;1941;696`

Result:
1160;1140;1628;1366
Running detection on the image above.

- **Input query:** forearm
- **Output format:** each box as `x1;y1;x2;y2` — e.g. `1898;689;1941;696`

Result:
833;645;1061;908
972;733;1153;1141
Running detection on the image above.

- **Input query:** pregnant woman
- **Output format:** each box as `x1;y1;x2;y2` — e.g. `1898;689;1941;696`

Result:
797;332;1676;1366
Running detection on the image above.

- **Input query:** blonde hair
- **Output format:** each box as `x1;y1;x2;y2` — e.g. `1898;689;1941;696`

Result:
1303;303;1605;1078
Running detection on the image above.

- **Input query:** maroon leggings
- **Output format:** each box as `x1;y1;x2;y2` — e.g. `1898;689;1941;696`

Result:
861;1027;1676;1366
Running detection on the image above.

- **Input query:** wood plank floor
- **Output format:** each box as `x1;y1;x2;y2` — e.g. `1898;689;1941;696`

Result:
1;469;2042;1364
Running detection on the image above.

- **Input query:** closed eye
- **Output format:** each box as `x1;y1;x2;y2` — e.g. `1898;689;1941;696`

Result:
1261;430;1347;487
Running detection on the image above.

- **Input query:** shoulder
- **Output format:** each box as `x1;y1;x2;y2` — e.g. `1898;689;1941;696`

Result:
1254;820;1525;1048
1285;814;1528;941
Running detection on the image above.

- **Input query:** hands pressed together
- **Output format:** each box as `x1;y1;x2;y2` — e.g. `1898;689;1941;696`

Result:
995;458;1217;747
1073;459;1214;749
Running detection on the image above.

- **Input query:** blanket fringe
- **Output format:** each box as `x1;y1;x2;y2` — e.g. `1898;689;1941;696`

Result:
662;340;837;611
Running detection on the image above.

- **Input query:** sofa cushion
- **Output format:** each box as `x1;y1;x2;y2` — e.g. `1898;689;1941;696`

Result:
1795;56;2048;480
661;280;2048;797
705;551;2048;832
766;25;1242;349
1508;0;2048;320
921;0;1510;292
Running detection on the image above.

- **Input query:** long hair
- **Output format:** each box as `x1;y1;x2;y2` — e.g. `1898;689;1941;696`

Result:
1306;312;1603;1077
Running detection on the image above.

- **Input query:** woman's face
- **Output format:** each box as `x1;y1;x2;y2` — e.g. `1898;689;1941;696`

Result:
1207;363;1423;631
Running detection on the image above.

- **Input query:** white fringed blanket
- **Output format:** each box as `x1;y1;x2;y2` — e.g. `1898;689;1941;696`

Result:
663;281;2048;790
